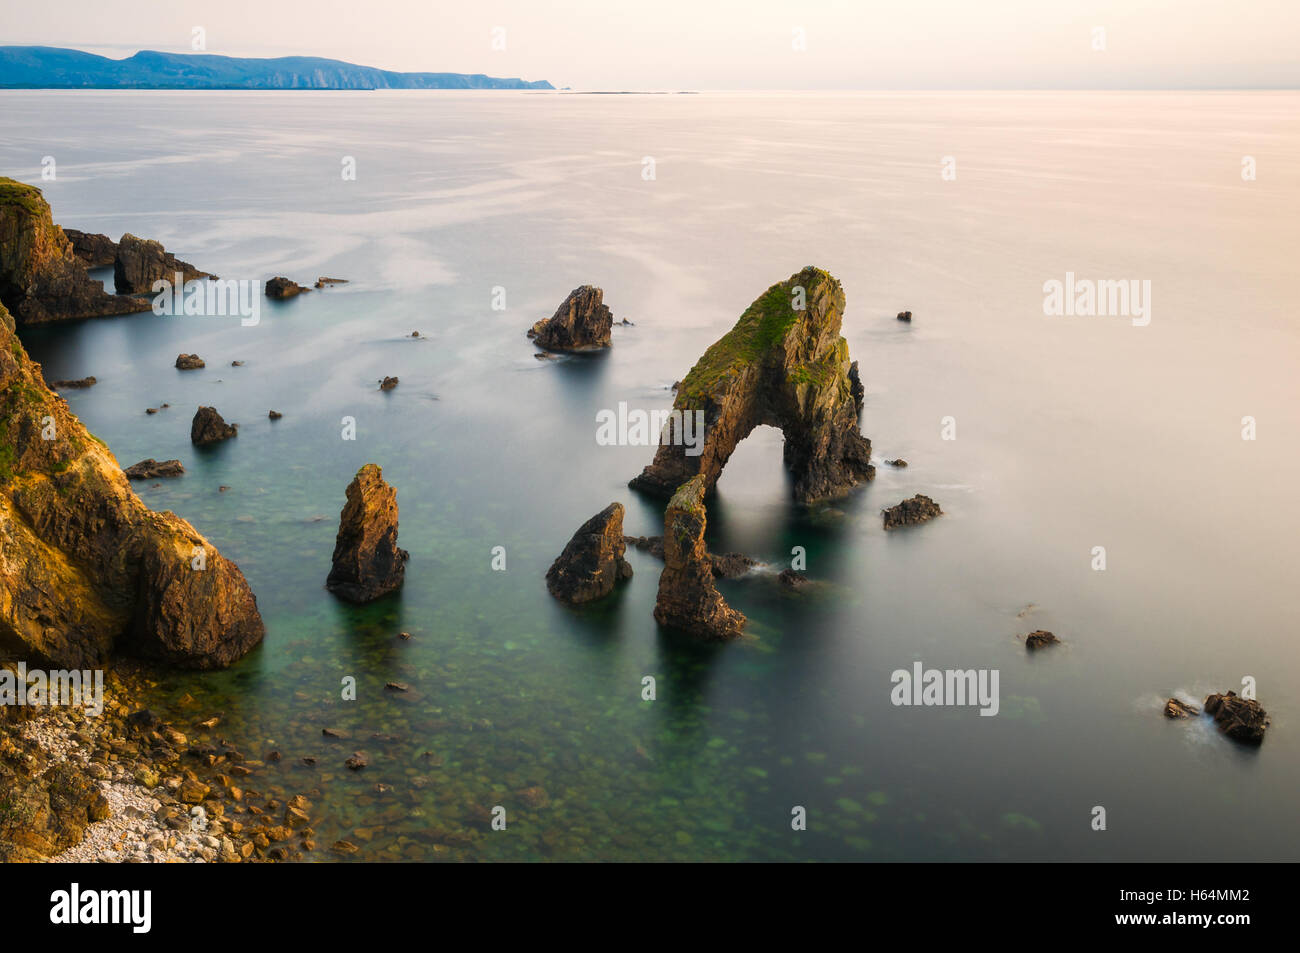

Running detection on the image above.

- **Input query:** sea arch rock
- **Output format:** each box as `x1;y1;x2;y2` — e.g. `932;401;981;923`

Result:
629;266;873;504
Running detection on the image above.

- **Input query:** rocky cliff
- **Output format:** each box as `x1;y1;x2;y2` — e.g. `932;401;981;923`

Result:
0;178;150;325
0;301;265;668
629;266;873;504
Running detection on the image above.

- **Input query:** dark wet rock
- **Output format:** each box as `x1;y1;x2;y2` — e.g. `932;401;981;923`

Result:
629;267;873;504
1025;630;1060;651
191;406;238;446
896;310;912;321
654;476;745;639
527;285;615;351
326;464;408;603
546;502;633;604
884;458;908;468
268;410;282;420
231;360;244;367
0;178;151;324
48;376;96;389
624;534;755;579
379;376;399;391
145;407;158;414
175;353;205;370
61;228;116;267
114;232;214;294
265;276;307;299
314;277;348;288
882;494;942;529
1164;698;1199;718
0;303;264;669
778;568;812;591
126;708;161;730
1203;691;1269;745
344;752;367;771
124;458;184;480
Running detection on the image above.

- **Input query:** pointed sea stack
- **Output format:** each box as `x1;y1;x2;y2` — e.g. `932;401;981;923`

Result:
326;464;408;603
629;266;873;504
545;502;633;604
528;285;614;351
191;406;237;445
653;475;745;640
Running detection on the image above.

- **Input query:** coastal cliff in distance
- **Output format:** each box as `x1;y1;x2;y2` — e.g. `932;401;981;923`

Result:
0;299;265;669
0;47;554;90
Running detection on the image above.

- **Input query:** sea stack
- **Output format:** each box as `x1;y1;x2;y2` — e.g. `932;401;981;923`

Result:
527;285;615;351
629;266;873;504
653;475;745;640
113;233;213;294
326;464;408;603
545;502;633;604
882;494;942;529
191;406;237;445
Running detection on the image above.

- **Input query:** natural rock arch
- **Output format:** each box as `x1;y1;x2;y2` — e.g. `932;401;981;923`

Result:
629;266;872;505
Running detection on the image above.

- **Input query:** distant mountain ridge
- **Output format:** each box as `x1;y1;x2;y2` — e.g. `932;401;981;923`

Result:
0;46;554;90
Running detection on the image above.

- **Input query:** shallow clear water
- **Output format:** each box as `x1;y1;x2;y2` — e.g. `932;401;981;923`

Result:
4;89;1299;860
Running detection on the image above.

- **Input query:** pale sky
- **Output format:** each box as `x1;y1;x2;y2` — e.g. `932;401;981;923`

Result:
5;0;1298;89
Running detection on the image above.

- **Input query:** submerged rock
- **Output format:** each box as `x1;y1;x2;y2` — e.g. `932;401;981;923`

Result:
265;276;307;299
191;406;238;446
653;476;745;640
61;228;116;267
113;232;213;294
0;301;264;668
1203;691;1269;745
175;353;205;370
1163;698;1199;718
545;502;633;604
0;178;151;324
1025;630;1060;651
778;568;812;591
882;494;942;529
124;459;185;480
629;267;873;504
326;464;409;603
528;285;615;351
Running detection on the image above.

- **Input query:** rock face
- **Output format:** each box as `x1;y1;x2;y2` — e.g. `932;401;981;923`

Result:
0;178;150;325
62;229;116;267
124;459;185;480
1203;691;1269;745
629;267;873;504
265;276;307;299
882;494;942;529
0;301;264;668
326;464;408;603
190;406;237;446
653;476;745;639
545;503;633;604
528;285;614;352
113;233;213;294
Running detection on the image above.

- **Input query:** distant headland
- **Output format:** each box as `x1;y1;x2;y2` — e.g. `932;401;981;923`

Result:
0;46;553;90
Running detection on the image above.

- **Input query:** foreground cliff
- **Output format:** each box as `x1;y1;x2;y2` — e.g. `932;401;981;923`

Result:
0;178;150;325
630;266;873;504
0;301;264;668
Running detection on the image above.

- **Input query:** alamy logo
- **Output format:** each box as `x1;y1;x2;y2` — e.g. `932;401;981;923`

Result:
49;883;151;933
595;402;706;456
151;272;261;326
890;662;999;716
0;663;103;716
1042;272;1151;326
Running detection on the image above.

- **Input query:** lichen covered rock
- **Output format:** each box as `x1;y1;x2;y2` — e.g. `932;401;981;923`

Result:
629;267;873;504
0;301;264;668
326;464;408;603
528;285;614;352
545;503;633;604
653;476;745;640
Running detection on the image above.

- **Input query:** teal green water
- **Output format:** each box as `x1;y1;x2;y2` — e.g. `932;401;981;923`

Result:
7;90;1300;861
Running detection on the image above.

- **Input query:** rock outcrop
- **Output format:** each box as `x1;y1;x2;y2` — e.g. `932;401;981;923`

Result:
175;353;205;370
326;464;408;603
653;476;745;639
546;503;633;604
190;406;237;446
0;178;150;325
1024;630;1060;650
1203;691;1269;745
113;233;213;294
528;285;614;352
48;376;96;389
0;301;264;668
265;276;307;299
629;267;873;504
61;229;116;267
882;494;942;529
124;459;184;480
